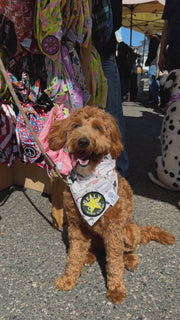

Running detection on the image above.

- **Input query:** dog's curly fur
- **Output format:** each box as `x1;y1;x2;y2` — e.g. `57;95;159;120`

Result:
48;105;175;304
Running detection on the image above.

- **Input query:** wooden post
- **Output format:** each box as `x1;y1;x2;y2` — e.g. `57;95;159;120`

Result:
51;176;66;229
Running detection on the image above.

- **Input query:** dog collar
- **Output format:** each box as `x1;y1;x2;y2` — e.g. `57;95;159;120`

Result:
67;154;119;226
164;92;180;112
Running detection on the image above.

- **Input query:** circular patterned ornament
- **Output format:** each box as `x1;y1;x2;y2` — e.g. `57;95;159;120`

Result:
42;35;59;55
24;145;37;158
81;192;106;217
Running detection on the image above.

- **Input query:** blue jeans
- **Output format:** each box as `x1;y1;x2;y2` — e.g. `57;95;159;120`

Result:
148;65;159;103
100;54;129;177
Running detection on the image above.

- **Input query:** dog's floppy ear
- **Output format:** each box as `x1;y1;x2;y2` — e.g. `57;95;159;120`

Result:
164;71;176;90
110;118;124;159
48;118;68;151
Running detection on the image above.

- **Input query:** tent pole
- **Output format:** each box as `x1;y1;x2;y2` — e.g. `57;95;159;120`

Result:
130;7;133;46
130;5;133;46
128;5;133;101
142;33;146;69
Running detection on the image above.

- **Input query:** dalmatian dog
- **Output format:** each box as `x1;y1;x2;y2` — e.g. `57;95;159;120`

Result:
148;69;180;190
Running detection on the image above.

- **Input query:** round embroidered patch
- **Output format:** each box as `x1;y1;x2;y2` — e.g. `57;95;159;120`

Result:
24;146;37;158
81;192;106;217
42;35;59;55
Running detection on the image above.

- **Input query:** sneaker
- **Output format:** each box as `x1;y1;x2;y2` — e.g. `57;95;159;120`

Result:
154;100;160;107
146;100;154;107
146;100;160;108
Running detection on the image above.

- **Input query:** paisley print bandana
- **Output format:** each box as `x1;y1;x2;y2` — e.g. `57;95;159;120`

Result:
67;155;119;226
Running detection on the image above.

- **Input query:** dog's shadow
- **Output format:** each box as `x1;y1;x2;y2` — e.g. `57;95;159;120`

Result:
125;108;180;210
0;185;54;226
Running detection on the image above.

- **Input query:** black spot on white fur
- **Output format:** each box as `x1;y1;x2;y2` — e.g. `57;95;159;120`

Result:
166;71;176;82
171;106;176;112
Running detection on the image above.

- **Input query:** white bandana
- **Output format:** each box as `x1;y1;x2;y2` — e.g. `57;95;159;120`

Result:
67;155;119;226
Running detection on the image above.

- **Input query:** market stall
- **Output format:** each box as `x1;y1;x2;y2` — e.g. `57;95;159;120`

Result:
0;0;106;228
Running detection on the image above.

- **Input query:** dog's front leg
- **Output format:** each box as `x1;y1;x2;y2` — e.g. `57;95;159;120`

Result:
56;227;91;291
104;224;126;304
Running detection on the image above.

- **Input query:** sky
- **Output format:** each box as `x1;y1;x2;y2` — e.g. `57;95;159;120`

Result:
119;27;145;47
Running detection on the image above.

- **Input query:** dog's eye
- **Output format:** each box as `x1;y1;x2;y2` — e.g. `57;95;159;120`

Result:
93;125;101;131
74;124;80;128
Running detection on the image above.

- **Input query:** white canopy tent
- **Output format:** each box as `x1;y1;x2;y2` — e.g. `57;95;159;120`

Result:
122;0;165;45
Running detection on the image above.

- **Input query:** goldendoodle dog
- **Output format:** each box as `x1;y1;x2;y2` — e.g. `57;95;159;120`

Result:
48;105;175;304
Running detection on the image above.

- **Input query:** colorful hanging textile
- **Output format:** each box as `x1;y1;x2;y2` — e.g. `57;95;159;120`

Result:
66;41;90;105
90;45;108;109
45;44;84;109
65;0;92;48
36;0;63;60
0;103;21;166
16;102;46;166
92;0;113;52
35;0;92;59
0;0;40;54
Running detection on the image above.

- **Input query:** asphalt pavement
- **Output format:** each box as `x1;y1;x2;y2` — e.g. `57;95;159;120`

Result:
0;97;179;320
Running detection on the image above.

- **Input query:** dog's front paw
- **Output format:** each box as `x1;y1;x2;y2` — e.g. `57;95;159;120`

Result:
107;285;126;304
55;275;76;291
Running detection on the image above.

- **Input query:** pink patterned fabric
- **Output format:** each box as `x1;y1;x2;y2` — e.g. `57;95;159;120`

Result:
39;104;73;176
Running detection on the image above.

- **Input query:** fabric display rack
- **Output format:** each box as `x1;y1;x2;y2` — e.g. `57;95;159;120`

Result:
0;0;107;228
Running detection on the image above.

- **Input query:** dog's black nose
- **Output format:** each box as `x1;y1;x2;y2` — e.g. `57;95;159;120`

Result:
78;137;90;149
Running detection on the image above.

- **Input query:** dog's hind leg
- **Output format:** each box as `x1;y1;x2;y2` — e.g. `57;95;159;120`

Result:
123;222;141;271
123;224;175;270
84;251;97;266
123;252;139;271
56;228;91;291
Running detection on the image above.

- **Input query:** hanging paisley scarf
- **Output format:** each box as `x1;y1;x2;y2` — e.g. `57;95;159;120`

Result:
90;45;108;109
62;0;92;48
45;44;83;109
35;0;63;60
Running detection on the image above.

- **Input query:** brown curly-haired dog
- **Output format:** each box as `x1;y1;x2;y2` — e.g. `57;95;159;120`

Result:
48;105;175;304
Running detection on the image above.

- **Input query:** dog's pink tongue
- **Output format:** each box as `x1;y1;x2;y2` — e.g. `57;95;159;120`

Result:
71;154;89;167
78;158;89;166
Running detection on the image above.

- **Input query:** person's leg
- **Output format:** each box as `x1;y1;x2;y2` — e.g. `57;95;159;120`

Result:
148;65;159;104
100;54;129;177
120;78;127;100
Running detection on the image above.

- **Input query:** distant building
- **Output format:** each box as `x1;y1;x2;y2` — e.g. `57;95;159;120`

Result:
132;38;149;71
